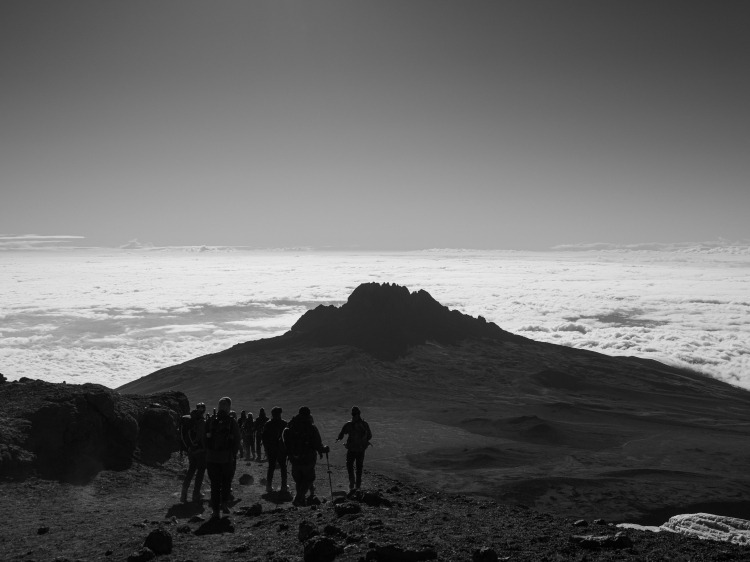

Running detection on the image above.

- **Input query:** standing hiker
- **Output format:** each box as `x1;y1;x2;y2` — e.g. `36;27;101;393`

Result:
282;406;329;506
242;412;255;459
205;397;241;518
262;406;288;493
179;402;207;502
238;410;248;458
336;405;372;491
255;407;269;461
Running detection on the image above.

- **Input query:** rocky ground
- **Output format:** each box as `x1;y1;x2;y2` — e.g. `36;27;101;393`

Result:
3;455;749;562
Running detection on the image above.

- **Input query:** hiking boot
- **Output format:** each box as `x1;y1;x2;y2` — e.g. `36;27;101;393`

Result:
292;496;305;507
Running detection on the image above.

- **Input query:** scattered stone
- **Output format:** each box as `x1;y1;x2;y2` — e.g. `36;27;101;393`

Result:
303;536;339;562
37;526;49;535
143;527;172;555
573;519;588;527
348;489;393;507
472;547;499;562
334;502;361;517
239;474;253;485
570;532;632;550
324;524;345;536
238;503;263;517
298;520;319;542
176;524;192;534
593;518;608;526
126;547;155;562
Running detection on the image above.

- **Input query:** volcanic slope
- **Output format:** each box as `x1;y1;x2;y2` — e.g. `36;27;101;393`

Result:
118;282;750;523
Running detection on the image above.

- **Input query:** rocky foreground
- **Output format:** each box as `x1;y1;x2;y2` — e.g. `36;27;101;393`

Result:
4;454;750;562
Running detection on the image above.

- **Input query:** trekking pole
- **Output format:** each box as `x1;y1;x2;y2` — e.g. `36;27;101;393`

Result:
325;452;333;500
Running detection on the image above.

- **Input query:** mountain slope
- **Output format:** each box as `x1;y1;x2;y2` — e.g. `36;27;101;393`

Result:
118;283;750;522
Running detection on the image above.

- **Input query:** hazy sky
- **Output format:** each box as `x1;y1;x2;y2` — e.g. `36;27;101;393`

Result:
2;1;749;250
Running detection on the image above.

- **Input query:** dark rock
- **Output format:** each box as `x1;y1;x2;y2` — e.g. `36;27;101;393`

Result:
176;524;191;534
37;526;49;535
127;547;155;562
0;372;6;383
334;502;361;517
298;520;319;542
303;536;339;562
136;403;181;464
291;282;521;360
472;547;499;562
238;473;253;485
573;519;588;527
238;503;263;517
349;490;392;508
593;518;608;526
0;379;187;481
366;544;438;561
143;527;172;555
570;532;632;550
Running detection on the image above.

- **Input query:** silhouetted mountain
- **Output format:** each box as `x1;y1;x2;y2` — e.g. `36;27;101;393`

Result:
290;282;524;359
117;282;750;522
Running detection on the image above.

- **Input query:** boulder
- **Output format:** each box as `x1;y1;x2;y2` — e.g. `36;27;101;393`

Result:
143;527;172;555
303;536;339;562
0;379;188;481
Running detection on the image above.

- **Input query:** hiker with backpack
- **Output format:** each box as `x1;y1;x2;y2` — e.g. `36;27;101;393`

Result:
336;405;373;491
255;407;269;461
261;406;288;493
179;402;207;502
205;397;241;518
282;406;329;506
242;412;255;459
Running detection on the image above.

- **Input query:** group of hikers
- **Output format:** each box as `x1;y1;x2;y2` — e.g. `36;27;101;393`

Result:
179;397;373;519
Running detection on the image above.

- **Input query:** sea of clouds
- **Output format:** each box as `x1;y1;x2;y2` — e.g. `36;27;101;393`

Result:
1;246;748;390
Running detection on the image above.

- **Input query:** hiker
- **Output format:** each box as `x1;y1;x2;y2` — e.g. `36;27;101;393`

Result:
255;407;269;460
242;412;255;459
282;406;329;506
180;402;207;502
261;406;288;493
336;405;373;491
228;410;239;488
238;411;248;458
205;397;241;518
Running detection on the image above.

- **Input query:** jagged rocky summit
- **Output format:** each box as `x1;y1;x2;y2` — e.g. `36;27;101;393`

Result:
289;282;524;359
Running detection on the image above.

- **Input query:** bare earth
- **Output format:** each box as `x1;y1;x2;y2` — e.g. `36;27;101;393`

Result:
4;454;750;561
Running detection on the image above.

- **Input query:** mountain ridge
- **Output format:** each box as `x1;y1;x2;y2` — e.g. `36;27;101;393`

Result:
117;282;750;523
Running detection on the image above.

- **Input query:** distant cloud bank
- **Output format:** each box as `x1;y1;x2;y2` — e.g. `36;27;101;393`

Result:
1;249;748;390
0;234;85;250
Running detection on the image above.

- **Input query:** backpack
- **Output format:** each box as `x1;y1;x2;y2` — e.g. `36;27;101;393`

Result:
281;420;314;464
346;420;370;451
206;413;233;452
179;414;200;452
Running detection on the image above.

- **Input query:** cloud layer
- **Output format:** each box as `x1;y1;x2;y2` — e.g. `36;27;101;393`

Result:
1;249;748;389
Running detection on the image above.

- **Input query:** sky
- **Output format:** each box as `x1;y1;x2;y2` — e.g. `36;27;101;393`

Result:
2;1;749;250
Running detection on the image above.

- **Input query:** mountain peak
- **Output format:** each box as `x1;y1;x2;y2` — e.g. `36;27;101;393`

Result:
290;282;519;359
